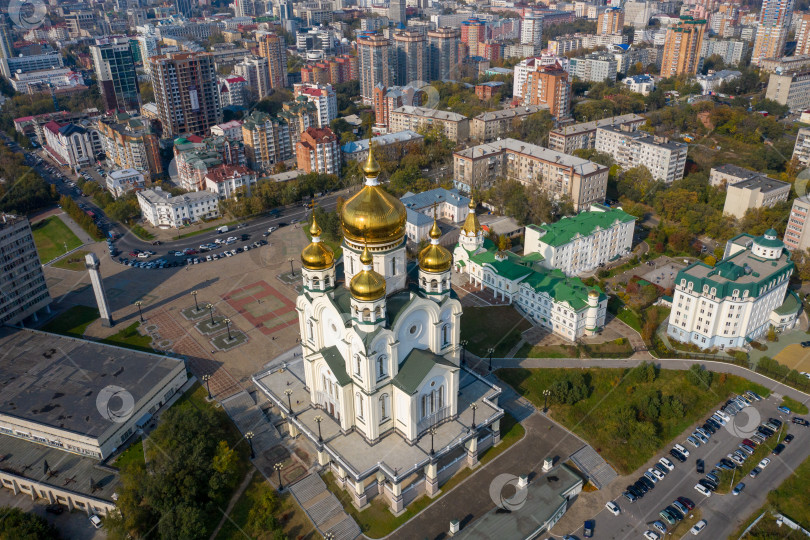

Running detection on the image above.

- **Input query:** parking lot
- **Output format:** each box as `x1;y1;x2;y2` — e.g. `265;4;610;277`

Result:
566;389;810;539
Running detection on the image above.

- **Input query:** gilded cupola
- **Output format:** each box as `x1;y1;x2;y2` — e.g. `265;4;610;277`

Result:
300;217;335;270
340;144;407;246
349;244;386;301
419;218;452;273
461;198;480;235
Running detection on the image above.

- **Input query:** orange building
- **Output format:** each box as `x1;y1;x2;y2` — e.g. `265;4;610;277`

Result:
296;127;340;175
258;33;287;89
523;63;571;119
660;16;706;77
597;8;624;35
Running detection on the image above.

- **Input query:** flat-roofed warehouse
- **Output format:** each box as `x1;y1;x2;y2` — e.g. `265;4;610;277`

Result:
0;327;188;460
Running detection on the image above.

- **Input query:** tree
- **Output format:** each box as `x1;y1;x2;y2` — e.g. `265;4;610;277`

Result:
617;166;655;202
686;364;713;388
0;508;61;539
139;81;154;103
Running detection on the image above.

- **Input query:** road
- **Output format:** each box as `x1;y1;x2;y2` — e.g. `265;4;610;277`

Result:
564;392;809;540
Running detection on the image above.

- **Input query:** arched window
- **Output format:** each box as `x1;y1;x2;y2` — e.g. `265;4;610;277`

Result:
374;306;382;318
362;307;371;321
377;355;387;379
380;394;390;421
356;392;364;419
307;319;314;342
441;324;449;346
325;276;331;287
349;256;354;274
431;279;438;291
391;258;396;275
312;277;320;290
354;354;362;378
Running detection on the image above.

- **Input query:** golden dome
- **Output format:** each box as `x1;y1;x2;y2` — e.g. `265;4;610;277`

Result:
301;217;335;270
461;199;481;235
419;219;452;273
350;245;386;301
341;167;406;245
363;145;381;178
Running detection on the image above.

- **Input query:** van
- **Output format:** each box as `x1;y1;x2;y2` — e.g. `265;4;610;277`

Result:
216;225;229;234
694;483;711;497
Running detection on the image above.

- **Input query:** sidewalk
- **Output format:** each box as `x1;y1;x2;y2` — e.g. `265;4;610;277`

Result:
55;211;95;245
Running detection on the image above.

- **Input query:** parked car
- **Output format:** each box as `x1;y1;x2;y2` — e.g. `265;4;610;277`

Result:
694;483;712;497
677;497;695;510
672;500;689;515
674;443;690;456
649;468;665;481
605;501;620;516
644;471;659;484
773;443;786;456
652;521;667;534
793;417;809;426
89;515;102;529
759;458;771;468
732;482;746;495
690;520;708;535
778;406;791;414
687;436;701;448
654;463;669;476
696;459;704;474
785;434;795;444
623;490;638;502
670;448;687;462
583;520;594;538
750;467;762;478
643;531;660;540
659;457;675;471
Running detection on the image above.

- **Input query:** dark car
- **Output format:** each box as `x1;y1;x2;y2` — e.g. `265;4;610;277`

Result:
706;417;722;430
773;443;786;456
627;484;643;498
665;505;684;520
623;490;638;502
769;418;783;428
654;463;669;475
696;459;705;474
702;422;717;434
241;233;250;241
670;448;687;462
758;426;775;437
698;479;717;491
793;417;809;426
785;434;795;444
801;341;810;348
634;480;649;494
677;496;695;510
45;504;64;515
584;520;595;538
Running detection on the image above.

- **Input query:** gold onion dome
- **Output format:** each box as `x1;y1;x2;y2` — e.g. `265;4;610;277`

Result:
419;219;453;273
341;146;406;245
300;217;334;270
461;198;481;235
350;245;386;301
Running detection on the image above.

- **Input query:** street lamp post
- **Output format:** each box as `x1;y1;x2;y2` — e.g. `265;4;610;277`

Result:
284;388;293;415
224;318;232;341
191;290;199;312
288;257;295;277
460;340;468;366
469;402;478;431
206;303;215;326
245;431;255;459
134;301;144;322
487;347;495;372
202;374;212;399
429;426;436;456
314;415;323;443
542;389;551;413
274;462;284;491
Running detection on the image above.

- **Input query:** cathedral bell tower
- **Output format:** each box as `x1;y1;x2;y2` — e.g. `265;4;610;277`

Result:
300;216;336;297
349;244;387;329
458;198;483;253
418;216;453;302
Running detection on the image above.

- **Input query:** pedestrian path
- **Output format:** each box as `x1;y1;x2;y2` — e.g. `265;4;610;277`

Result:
288;474;360;540
220;390;283;452
570;445;618;489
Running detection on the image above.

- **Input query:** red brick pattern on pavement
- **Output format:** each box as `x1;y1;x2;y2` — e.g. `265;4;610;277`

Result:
222;280;298;335
148;308;242;398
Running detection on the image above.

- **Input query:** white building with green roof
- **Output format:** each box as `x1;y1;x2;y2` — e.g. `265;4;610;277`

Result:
525;204;636;277
667;229;800;350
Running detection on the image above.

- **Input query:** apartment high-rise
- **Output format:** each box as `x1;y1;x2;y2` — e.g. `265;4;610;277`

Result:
660;16;707;77
752;0;794;65
598;7;624;35
513;58;571;119
393;30;428;85
358;33;393;104
234;56;271;101
521;12;544;54
389;0;406;26
296;127;340;175
795;13;810;56
91;36;141;112
461;18;486;58
0;214;51;326
149;52;222;138
96;112;163;180
242;111;292;172
258;33;288;89
427;27;460;82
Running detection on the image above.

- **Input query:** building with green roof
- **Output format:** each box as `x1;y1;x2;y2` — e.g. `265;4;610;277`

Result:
668;230;801;350
525;203;636;277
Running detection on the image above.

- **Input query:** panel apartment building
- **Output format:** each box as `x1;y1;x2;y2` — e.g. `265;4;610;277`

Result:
594;125;687;183
453;139;609;211
390;106;469;142
548;114;645;154
0;214;51;326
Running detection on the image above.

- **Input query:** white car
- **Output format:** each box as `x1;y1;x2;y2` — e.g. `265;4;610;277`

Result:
716;410;731;422
224;250;233;257
658;457;675;471
226;236;237;243
694;483;712;497
649;468;665;481
674;443;690;457
711;413;727;425
690;520;707;535
643;531;660;540
605;500;620;516
267;226;277;233
137;252;150;259
758;458;771;469
89;514;102;529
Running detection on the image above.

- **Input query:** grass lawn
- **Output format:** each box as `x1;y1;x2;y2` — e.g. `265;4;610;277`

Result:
323;412;525;538
666;508;702;537
616;307;642;332
495;366;771;474
461;306;532;357
51;250;90;271
31;216;82;263
99;322;154;353
214;470;318;540
781;396;810;415
732;451;810;538
131;224;154;240
583;339;634;359
175;220;238;240
516;343;578;358
41;305;99;337
114;439;144;470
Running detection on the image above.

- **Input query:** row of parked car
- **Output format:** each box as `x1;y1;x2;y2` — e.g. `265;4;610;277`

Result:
116;239;268;269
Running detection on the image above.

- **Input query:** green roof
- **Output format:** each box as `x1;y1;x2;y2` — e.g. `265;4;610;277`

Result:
392;348;456;395
321;346;351;386
756;231;784;249
469;251;534;281
521;252;545;262
533;208;636;248
775;290;802;316
522;269;601;311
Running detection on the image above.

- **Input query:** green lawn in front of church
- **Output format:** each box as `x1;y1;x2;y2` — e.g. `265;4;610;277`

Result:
461;305;533;357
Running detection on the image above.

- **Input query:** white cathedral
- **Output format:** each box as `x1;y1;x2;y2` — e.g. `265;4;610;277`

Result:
296;148;466;444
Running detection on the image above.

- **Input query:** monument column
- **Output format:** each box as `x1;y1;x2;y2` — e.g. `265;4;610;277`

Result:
85;253;114;327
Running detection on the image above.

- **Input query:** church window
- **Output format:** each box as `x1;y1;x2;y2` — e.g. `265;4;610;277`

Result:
380;394;389;420
391;258;397;275
354;355;362;378
349;257;354;274
312;277;320;289
362;308;371;321
375;306;382;319
409;325;418;335
441;324;449;346
307;320;314;342
377;355;387;379
325;276;331;287
356;393;364;419
431;279;438;291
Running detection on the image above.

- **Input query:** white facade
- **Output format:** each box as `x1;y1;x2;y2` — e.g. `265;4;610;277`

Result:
293;83;338;128
622;74;655;95
595;126;687;183
792;126;810;166
204;166;257;200
10;68;84;94
524;204;636;277
570;53;618;83
696;70;742;95
210;120;244;141
43;122;98;170
137;187;219;228
234;56;271;101
106;168;145;198
667;231;795;349
1;52;64;78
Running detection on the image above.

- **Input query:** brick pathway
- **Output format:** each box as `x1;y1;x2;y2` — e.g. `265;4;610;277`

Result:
221;280;298;336
148;307;242;398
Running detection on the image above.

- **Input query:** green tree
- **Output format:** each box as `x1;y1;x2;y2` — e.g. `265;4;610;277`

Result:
0;507;61;539
686;364;713;388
